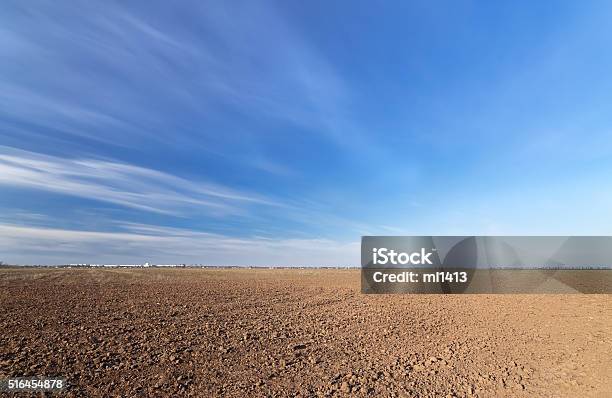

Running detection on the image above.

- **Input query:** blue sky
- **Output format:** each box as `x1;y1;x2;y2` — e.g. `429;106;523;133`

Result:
2;1;612;265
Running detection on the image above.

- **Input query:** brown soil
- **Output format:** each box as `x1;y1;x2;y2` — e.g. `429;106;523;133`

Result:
0;268;610;397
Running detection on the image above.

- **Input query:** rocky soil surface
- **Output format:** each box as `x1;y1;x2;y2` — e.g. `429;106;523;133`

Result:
0;268;610;397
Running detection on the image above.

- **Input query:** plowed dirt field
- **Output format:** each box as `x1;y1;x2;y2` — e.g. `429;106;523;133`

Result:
0;268;610;397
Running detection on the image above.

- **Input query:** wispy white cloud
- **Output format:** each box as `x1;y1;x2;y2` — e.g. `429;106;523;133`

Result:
0;1;357;151
0;146;281;216
0;222;359;266
0;2;403;266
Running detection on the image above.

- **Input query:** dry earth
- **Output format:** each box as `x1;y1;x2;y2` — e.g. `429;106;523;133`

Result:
0;268;610;397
